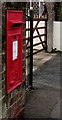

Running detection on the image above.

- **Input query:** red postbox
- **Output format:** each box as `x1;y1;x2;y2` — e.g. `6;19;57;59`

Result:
6;10;23;94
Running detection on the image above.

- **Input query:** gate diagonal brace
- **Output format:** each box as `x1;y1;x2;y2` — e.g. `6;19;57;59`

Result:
33;20;39;34
33;20;46;50
36;29;46;49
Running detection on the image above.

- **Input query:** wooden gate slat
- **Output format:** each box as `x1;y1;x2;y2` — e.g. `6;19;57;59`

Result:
36;28;45;49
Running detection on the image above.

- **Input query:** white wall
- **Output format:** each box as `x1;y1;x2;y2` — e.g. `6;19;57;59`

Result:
53;21;62;51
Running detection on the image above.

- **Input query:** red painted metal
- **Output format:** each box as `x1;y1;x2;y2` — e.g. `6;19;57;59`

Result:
6;10;23;94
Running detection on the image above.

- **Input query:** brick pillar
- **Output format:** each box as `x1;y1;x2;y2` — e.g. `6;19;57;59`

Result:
46;2;55;52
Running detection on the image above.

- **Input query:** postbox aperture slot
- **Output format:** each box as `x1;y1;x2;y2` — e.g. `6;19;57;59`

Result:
12;23;22;27
9;20;24;28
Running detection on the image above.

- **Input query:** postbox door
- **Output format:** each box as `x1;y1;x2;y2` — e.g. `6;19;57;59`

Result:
6;10;23;94
7;34;22;93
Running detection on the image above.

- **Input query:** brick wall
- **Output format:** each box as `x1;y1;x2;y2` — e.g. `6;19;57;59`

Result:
0;1;2;119
0;2;26;119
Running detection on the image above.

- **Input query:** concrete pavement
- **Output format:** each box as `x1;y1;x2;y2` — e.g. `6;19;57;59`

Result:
24;51;61;119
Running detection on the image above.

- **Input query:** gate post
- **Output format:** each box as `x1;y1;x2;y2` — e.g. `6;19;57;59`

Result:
45;19;47;51
29;9;33;88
